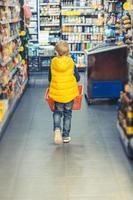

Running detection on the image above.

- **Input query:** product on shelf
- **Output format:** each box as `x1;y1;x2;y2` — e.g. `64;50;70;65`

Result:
104;0;132;45
39;2;60;44
0;0;28;124
28;0;38;43
61;0;104;69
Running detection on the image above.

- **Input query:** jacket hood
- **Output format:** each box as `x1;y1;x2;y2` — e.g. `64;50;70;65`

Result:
52;56;74;72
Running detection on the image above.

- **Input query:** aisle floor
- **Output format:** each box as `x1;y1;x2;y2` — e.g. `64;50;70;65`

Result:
0;75;133;200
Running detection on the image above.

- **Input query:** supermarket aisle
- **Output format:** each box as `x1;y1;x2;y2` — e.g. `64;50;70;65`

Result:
0;75;133;200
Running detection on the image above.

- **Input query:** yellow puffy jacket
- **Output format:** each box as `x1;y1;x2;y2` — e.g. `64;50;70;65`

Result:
49;56;79;103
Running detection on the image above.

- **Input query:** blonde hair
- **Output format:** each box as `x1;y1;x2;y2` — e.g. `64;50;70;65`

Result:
55;40;69;56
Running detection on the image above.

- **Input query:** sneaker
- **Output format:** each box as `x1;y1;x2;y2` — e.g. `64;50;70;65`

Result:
63;136;71;143
54;128;63;144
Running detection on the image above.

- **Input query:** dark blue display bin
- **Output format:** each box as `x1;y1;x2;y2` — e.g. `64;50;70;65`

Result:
92;80;123;99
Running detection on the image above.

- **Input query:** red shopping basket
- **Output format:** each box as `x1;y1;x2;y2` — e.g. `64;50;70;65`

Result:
44;84;83;111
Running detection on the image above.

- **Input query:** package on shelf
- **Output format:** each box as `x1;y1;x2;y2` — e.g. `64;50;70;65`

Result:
71;52;86;67
29;21;37;27
40;4;60;16
61;0;95;7
30;35;38;41
39;45;55;56
76;54;86;67
0;24;10;43
0;99;8;122
1;38;21;63
28;56;39;72
104;0;132;45
1;43;12;62
41;59;51;66
40;16;60;25
28;43;39;56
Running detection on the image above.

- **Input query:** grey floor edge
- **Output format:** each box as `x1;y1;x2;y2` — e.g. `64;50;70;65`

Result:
0;74;133;200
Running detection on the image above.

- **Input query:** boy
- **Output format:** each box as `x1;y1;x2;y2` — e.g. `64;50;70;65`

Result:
48;40;80;144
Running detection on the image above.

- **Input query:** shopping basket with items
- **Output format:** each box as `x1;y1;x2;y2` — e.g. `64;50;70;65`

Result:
44;84;83;112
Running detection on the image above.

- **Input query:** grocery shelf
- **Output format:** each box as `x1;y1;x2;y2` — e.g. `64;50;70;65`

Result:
9;62;22;79
0;19;21;24
0;2;16;7
62;23;95;26
61;6;92;9
0;49;20;67
0;79;28;137
67;41;91;43
40;14;60;16
40;24;60;26
71;51;85;53
1;34;19;46
40;2;60;5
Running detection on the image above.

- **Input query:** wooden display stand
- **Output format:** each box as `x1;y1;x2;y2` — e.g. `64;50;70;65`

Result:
85;45;128;104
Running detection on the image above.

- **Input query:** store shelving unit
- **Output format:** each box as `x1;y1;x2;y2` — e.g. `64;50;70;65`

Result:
29;0;39;43
28;0;39;73
0;0;28;136
114;0;133;159
104;0;132;45
28;0;132;73
37;0;60;72
117;44;133;159
61;0;104;71
39;1;60;44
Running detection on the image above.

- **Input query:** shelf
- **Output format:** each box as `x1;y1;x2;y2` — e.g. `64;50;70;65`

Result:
107;0;118;2
61;6;92;9
29;33;38;35
31;11;37;14
0;2;16;7
30;39;38;42
41;65;50;67
61;14;98;16
76;64;87;67
117;121;130;150
62;23;95;26
0;79;28;136
67;41;90;43
39;55;53;57
9;62;21;79
0;0;29;137
0;18;20;25
62;32;103;35
29;26;38;28
1;34;19;46
40;3;60;5
49;31;60;33
0;49;20;67
71;51;85;53
62;32;91;35
30;19;37;21
40;14;60;16
40;24;60;26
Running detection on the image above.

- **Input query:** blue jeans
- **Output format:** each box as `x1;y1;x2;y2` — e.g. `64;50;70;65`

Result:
53;100;74;137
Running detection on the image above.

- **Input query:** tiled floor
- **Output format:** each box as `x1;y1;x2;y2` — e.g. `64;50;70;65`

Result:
0;74;133;200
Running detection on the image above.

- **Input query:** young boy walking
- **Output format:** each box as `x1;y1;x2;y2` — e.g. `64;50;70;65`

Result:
48;40;80;144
